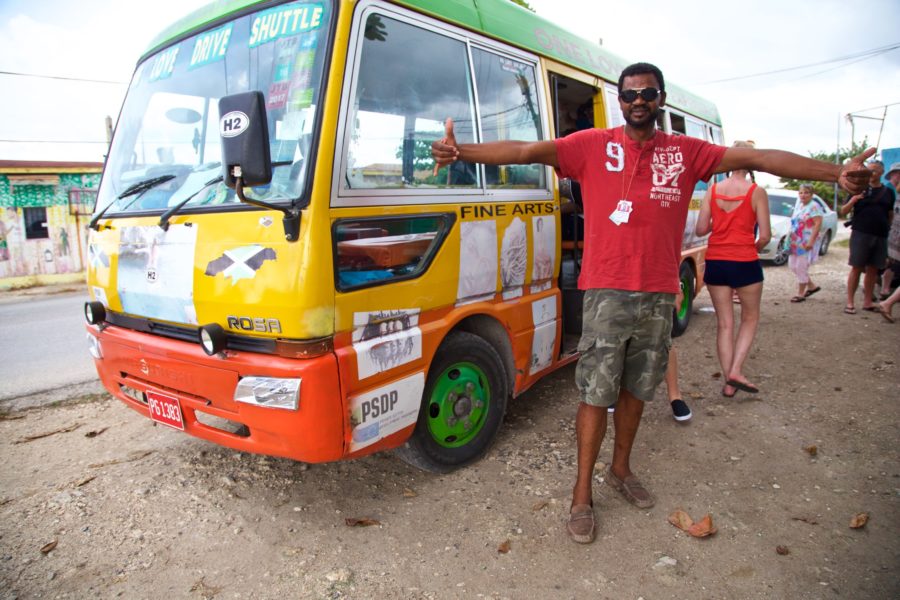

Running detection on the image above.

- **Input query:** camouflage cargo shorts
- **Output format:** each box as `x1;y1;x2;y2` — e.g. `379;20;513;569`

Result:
575;289;675;407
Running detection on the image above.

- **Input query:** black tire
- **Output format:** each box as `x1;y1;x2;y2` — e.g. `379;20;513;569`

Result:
396;331;508;473
819;230;832;256
671;261;695;338
772;236;789;266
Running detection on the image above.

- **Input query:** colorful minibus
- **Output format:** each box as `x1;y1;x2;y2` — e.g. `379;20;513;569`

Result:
85;0;724;472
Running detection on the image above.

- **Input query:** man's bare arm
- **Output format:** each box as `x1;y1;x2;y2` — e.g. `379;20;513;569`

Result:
432;118;559;169
715;147;875;194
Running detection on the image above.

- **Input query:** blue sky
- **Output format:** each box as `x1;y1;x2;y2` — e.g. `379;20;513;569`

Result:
2;0;899;177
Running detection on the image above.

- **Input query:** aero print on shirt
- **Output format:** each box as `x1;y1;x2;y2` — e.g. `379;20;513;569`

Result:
649;145;687;208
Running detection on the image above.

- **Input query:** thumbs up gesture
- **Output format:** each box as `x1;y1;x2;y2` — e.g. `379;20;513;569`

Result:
431;118;460;169
838;147;876;194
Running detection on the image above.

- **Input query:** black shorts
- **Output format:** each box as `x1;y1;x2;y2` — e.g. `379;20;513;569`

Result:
848;231;887;269
703;259;764;288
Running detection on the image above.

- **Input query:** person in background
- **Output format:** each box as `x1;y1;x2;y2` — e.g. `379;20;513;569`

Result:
787;184;824;302
432;62;872;545
879;162;900;301
840;160;895;314
666;289;692;422
877;163;900;323
695;142;771;397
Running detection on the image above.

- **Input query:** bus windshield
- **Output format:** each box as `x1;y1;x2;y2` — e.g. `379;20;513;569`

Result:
96;1;332;217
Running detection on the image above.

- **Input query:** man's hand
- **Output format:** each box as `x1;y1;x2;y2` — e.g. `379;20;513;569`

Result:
431;118;460;168
838;148;876;194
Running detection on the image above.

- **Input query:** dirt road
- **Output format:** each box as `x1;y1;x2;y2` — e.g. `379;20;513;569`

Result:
1;244;898;599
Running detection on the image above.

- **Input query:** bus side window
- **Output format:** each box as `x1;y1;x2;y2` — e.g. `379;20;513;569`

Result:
670;112;686;135
334;214;454;290
343;13;479;190
471;48;545;190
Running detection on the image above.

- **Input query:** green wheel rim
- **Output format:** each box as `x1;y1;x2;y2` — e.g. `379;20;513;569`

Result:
677;276;690;320
426;362;490;448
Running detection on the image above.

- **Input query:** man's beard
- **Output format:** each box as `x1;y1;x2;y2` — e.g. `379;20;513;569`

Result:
624;106;658;129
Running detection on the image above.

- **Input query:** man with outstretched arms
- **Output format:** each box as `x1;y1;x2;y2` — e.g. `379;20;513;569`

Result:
432;62;873;544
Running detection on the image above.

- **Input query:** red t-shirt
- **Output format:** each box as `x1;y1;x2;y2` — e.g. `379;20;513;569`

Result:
555;127;726;293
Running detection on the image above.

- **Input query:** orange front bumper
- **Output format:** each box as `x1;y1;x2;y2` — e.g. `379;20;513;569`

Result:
87;324;345;463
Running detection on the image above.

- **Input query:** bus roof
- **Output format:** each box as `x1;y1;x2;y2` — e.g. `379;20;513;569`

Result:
143;0;721;125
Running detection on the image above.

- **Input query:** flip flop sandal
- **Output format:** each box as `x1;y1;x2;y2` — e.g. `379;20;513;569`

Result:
790;296;806;303
843;306;857;315
804;286;822;297
862;306;879;312
606;469;655;509
566;504;596;544
726;379;759;394
878;305;895;323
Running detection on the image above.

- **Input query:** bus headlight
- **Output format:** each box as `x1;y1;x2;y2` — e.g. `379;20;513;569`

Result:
234;377;301;410
86;333;103;359
199;323;228;355
84;301;106;325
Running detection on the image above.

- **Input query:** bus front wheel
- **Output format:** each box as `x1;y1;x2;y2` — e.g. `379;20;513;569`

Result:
396;331;508;473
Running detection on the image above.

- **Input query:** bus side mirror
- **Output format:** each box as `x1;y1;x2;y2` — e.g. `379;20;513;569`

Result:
218;91;300;242
219;91;272;188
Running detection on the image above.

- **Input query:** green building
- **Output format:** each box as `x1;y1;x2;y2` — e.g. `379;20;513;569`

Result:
0;161;102;289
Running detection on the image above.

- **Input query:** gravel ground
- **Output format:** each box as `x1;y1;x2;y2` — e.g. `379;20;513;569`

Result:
1;242;897;600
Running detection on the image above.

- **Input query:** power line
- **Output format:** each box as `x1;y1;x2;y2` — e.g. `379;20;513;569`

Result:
0;70;127;85
697;42;900;85
794;53;887;82
0;139;109;144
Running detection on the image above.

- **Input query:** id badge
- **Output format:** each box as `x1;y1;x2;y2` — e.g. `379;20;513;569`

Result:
609;199;633;226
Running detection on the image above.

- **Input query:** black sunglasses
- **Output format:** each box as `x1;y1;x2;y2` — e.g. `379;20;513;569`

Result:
619;87;660;103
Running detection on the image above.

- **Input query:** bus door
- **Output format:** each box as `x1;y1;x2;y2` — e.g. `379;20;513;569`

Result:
547;66;599;354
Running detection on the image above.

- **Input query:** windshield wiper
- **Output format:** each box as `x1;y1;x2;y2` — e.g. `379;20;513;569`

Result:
158;175;224;231
89;174;177;231
117;174;177;199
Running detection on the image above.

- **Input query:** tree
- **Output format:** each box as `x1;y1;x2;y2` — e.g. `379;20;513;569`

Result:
509;0;535;11
778;139;870;209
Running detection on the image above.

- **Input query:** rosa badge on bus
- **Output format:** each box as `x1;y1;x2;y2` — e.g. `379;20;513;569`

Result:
146;390;185;430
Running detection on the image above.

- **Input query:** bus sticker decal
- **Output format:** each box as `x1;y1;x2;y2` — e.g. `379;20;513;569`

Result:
500;217;527;298
530;295;557;375
189;24;232;70
349;372;425;452
532;296;556;327
502;287;523;301
88;243;109;269
531;216;555;282
457;220;498;302
117;225;198;325
248;3;325;48
204;245;277;284
148;46;179;82
92;286;108;307
353;309;422;380
529;280;551;294
530;321;555;375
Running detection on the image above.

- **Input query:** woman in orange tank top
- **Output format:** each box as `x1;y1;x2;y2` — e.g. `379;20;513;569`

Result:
695;141;772;398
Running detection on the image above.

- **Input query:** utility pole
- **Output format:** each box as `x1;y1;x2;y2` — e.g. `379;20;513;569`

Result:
834;113;840;211
103;115;113;163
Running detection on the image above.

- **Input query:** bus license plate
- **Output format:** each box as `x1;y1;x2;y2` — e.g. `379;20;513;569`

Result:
147;390;185;430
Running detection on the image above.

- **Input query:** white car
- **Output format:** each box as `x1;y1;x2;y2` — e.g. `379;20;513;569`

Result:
758;188;838;265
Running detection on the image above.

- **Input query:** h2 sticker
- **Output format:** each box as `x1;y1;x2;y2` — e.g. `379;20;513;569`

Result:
220;111;249;138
